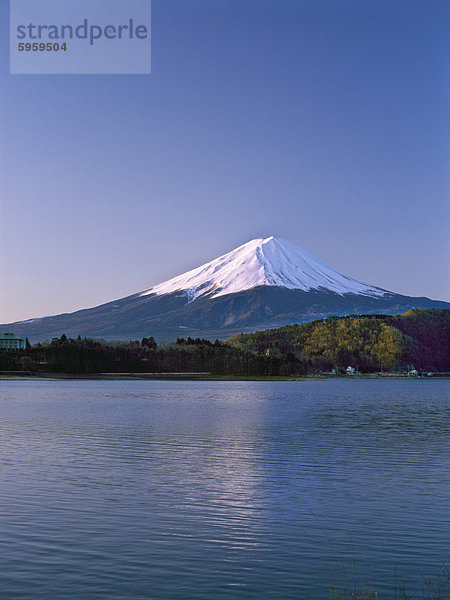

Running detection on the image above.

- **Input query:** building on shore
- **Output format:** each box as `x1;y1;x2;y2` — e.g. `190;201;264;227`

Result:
0;333;25;349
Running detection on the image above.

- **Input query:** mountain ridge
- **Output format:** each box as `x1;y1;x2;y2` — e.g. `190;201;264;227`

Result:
2;236;449;342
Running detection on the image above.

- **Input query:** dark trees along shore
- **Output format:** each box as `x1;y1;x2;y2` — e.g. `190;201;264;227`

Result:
0;309;448;376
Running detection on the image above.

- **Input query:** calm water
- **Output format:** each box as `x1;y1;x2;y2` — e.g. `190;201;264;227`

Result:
0;379;448;599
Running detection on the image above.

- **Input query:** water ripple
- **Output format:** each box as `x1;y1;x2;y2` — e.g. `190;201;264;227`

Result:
0;379;448;599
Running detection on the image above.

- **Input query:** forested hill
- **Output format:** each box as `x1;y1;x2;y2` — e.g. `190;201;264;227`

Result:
1;309;448;376
226;309;450;372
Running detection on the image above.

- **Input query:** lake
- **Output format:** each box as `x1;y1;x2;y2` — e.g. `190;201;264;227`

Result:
0;379;448;599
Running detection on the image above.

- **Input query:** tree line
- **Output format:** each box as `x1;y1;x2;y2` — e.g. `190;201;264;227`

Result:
0;334;301;377
0;309;448;376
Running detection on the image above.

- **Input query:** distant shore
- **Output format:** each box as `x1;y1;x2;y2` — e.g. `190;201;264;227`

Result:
1;372;447;382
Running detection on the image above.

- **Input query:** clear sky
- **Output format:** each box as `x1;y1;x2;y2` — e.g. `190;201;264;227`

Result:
1;0;449;323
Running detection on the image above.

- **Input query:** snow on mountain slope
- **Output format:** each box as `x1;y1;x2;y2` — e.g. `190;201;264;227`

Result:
140;236;387;302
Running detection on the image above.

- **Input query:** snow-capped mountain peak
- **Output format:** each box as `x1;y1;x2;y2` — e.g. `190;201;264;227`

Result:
140;236;386;301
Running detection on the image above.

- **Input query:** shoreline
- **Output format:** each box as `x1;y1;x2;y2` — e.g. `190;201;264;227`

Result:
1;373;447;382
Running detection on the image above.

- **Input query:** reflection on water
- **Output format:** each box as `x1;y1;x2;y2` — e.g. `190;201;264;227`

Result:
0;379;448;599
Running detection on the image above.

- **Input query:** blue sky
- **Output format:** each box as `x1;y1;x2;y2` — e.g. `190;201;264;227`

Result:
1;0;449;323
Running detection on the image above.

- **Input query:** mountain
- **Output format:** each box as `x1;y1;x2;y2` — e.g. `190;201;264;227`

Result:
3;236;449;342
142;236;386;300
